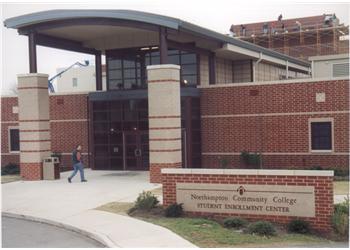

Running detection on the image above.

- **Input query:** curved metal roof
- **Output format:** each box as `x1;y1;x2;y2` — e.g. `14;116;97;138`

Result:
4;9;310;68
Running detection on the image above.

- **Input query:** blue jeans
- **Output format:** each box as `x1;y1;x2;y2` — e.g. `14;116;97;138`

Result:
69;162;85;181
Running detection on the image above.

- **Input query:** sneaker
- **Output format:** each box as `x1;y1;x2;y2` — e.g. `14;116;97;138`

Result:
81;179;88;182
68;177;71;183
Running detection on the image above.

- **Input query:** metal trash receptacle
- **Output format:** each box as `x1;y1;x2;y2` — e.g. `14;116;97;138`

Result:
43;157;60;180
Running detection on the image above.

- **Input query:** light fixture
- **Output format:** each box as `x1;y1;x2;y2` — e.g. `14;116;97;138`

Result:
151;46;159;50
183;79;188;84
140;47;150;51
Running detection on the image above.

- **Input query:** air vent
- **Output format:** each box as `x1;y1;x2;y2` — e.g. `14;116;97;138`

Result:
333;63;349;77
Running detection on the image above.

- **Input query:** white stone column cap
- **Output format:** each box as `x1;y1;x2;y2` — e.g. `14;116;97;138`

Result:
161;168;334;176
17;73;49;78
147;64;181;70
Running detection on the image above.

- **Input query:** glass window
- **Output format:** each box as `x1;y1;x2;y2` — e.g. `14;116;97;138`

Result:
72;78;78;87
182;64;197;75
109;70;122;80
311;122;332;150
107;47;198;90
181;53;196;64
109;59;122;69
9;128;19;152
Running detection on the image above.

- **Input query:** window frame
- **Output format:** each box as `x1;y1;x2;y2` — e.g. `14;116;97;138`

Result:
8;126;20;153
308;118;334;153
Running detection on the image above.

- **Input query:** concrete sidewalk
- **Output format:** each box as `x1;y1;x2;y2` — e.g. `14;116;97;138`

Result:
2;170;196;248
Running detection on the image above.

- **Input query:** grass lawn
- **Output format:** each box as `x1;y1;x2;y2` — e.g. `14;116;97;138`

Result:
95;202;334;248
334;181;349;195
1;175;22;184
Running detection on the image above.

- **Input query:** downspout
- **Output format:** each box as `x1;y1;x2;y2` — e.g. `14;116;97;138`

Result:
253;52;263;82
255;52;263;168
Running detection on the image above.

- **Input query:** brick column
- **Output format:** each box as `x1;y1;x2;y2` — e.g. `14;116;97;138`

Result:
18;74;51;180
147;65;182;183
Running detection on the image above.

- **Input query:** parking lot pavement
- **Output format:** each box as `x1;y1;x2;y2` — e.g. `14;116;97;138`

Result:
2;216;105;248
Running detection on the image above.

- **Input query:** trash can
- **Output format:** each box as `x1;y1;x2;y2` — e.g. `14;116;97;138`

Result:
43;157;60;180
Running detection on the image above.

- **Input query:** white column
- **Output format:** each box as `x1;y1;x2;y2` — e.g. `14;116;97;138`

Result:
17;73;51;180
147;65;182;183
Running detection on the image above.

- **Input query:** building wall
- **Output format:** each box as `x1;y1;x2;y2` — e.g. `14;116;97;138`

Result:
56;66;106;92
311;55;349;78
1;93;90;171
200;54;209;86
1;96;19;167
199;78;349;170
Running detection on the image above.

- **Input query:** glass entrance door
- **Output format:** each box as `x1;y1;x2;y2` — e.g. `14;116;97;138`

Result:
123;131;149;170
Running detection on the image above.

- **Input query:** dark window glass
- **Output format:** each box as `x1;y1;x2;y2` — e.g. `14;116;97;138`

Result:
107;47;197;90
182;75;197;85
123;68;136;78
109;69;122;80
168;55;180;65
181;53;196;64
109;59;122;69
311;122;332;150
182;64;197;75
9;129;19;151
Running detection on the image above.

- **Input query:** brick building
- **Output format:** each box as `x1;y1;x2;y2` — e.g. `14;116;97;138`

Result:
1;10;349;182
230;14;349;60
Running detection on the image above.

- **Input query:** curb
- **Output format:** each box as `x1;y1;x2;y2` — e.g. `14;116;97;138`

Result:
2;212;118;248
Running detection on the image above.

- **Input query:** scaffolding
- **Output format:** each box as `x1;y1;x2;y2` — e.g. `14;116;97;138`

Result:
231;16;349;60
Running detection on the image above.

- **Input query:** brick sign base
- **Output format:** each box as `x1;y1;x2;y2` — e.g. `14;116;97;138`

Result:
162;169;334;233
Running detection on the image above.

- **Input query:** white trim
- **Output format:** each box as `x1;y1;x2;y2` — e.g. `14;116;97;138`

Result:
147;64;180;70
49;91;90;96
309;117;334;153
309;53;349;61
17;73;49;78
202;152;349;156
0;94;18;98
161;168;334;176
1;153;20;155
50;119;88;123
202;110;349;118
198;76;349;88
1;121;19;124
8;126;20;153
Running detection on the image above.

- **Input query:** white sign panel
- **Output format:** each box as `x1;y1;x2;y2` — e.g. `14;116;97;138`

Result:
176;183;315;217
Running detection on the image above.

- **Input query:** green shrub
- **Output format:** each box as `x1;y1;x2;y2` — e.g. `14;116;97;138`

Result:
287;219;310;234
334;199;349;215
165;203;183;217
132;191;159;211
332;210;349;237
240;151;261;167
1;163;20;176
223;217;247;229
334;168;349;177
218;156;230;169
309;166;349;177
247;221;276;236
310;166;323;170
332;198;349;237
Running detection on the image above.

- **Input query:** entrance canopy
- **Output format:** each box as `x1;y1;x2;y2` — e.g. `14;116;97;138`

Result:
4;9;310;89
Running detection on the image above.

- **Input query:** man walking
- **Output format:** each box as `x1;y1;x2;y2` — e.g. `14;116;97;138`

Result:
68;145;87;183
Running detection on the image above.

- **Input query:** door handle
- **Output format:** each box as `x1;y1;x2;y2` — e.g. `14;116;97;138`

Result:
134;149;142;157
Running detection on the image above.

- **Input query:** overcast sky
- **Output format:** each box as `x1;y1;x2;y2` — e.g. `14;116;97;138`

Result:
1;0;349;94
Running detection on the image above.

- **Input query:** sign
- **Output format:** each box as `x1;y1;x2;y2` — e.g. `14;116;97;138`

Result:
176;183;315;217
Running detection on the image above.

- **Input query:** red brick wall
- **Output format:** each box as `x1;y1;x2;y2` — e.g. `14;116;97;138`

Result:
200;79;349;170
1;97;19;167
162;171;334;233
1;94;90;170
